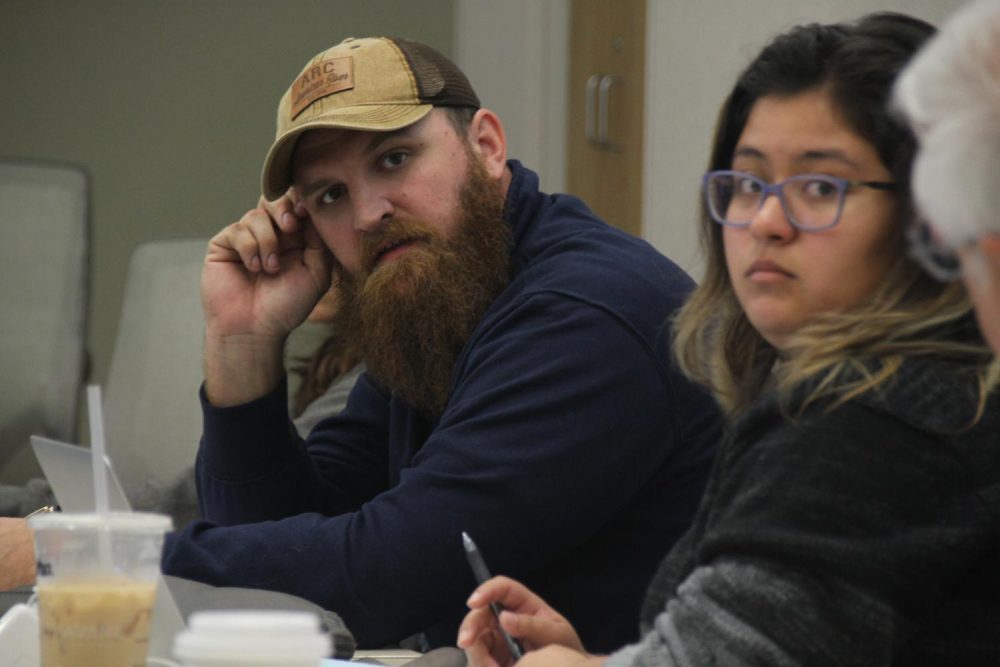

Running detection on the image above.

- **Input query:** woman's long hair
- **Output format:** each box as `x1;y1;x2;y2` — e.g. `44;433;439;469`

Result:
673;12;996;419
291;323;363;418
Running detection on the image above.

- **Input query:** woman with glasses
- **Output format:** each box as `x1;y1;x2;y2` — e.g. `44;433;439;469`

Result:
458;11;999;667
894;0;1000;356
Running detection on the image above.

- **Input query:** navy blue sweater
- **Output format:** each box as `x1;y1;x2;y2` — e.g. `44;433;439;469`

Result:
162;162;720;652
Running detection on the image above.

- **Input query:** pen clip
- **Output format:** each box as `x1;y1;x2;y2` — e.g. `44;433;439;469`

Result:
24;505;58;519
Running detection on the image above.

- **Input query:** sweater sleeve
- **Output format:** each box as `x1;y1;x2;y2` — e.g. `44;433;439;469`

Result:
606;401;992;667
162;290;709;649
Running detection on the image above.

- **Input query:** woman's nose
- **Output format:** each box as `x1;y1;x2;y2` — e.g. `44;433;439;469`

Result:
748;191;796;242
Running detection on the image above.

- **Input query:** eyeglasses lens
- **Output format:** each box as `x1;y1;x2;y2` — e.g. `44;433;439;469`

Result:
705;173;843;229
783;176;842;230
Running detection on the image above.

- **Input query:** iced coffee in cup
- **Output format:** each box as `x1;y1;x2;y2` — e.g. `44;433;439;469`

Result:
29;512;172;667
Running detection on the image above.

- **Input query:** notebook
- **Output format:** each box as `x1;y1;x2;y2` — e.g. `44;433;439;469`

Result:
30;434;187;661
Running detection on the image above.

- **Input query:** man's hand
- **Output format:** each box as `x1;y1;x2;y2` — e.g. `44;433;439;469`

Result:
0;518;36;590
458;576;596;667
202;191;333;406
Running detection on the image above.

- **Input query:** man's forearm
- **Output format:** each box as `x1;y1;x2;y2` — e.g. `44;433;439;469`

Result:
203;334;287;407
0;519;37;590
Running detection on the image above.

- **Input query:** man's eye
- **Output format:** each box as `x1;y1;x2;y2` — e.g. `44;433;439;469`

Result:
320;184;347;205
380;151;408;169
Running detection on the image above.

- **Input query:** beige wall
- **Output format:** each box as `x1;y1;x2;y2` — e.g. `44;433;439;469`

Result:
0;0;454;401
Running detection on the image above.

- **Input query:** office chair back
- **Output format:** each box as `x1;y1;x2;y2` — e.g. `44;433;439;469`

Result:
0;160;88;485
103;238;207;519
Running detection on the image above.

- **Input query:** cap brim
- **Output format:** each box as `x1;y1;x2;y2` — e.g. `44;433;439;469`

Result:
260;104;433;201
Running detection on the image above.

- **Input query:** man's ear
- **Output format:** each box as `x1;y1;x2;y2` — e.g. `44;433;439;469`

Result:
466;109;507;180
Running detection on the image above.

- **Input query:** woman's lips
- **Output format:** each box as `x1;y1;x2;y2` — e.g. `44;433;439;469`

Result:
746;259;794;282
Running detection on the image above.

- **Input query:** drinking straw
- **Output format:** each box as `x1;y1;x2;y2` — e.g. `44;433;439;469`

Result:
87;385;113;567
87;385;110;516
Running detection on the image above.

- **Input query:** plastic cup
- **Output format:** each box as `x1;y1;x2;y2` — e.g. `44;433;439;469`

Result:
173;610;331;666
29;512;172;667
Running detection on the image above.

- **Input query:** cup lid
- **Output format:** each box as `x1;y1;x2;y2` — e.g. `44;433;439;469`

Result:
29;511;173;532
173;610;332;661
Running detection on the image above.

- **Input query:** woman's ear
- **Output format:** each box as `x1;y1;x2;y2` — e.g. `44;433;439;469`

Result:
466;109;508;180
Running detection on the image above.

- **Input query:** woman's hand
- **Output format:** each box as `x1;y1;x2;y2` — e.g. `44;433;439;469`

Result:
518;645;607;667
458;576;597;667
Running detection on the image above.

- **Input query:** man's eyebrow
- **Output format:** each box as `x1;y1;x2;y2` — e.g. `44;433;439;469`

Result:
297;121;424;198
298;179;332;200
365;123;418;155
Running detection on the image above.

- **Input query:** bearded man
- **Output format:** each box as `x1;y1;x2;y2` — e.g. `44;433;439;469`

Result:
0;37;720;653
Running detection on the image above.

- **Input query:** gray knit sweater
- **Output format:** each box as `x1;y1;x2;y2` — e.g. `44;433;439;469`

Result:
608;354;999;666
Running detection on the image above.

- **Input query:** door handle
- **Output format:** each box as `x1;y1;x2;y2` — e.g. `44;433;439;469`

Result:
597;74;622;152
585;74;602;145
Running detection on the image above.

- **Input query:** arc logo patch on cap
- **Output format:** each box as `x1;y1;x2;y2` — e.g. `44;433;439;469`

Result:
291;55;354;119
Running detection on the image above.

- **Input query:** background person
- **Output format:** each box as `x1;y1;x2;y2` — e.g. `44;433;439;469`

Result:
893;0;1000;355
459;12;1000;666
286;286;365;437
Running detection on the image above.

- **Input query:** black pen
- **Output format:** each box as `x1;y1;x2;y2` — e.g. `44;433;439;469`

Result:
462;531;525;661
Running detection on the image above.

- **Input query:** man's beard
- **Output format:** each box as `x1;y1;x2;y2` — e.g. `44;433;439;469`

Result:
335;157;511;418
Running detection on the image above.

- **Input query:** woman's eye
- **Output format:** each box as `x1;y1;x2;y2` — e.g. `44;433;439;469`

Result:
735;176;763;196
802;179;839;199
320;184;347;205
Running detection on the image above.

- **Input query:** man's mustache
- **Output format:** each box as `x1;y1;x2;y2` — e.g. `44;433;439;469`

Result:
358;218;436;274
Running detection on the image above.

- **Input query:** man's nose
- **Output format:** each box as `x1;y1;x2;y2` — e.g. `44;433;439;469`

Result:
352;185;394;232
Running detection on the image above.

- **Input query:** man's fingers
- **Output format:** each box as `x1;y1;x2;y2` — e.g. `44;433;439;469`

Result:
243;205;286;273
259;189;302;234
209;203;309;275
207;220;260;272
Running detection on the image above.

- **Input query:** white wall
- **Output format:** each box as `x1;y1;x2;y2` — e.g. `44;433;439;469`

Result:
454;0;568;193
644;0;970;279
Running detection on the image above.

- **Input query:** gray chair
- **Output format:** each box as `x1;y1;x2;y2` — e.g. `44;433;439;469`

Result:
0;160;87;487
99;238;364;657
102;238;207;527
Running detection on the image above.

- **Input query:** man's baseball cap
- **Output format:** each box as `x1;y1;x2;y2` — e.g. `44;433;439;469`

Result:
261;36;481;200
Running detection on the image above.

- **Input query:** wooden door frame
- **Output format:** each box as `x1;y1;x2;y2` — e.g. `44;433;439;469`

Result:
455;1;656;237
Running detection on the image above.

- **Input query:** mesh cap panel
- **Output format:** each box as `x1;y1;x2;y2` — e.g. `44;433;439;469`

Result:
393;37;481;108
